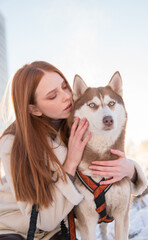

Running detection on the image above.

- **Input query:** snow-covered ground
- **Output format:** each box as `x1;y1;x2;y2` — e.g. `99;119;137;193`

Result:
106;194;148;240
77;194;148;240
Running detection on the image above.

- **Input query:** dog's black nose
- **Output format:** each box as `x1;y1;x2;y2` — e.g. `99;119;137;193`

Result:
103;116;113;127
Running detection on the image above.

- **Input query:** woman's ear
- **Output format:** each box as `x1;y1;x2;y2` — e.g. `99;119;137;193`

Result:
28;104;42;116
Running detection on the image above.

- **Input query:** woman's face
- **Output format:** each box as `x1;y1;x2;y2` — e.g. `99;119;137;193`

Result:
32;71;73;119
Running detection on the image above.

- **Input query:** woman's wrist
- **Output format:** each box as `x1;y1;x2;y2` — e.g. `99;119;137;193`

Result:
66;172;76;182
63;158;77;177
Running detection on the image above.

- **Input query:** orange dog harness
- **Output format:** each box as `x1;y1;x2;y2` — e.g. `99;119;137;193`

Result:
76;170;114;223
65;170;114;240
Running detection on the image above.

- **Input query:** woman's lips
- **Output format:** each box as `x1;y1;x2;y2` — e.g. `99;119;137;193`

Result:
64;103;73;112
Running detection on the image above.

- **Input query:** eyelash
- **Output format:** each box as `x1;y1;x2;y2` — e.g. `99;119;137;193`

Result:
48;83;69;100
48;95;57;100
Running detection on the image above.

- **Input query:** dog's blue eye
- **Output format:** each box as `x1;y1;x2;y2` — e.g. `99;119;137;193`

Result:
88;103;95;108
109;101;115;106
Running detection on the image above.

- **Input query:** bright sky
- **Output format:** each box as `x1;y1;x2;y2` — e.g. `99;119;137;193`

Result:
0;0;148;144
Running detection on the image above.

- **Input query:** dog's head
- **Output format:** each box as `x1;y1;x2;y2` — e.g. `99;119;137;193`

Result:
69;72;127;143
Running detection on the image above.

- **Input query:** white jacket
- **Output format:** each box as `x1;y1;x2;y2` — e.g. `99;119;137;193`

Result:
0;134;147;239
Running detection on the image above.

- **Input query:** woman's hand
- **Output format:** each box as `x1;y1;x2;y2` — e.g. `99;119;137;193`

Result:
89;149;136;185
63;117;91;176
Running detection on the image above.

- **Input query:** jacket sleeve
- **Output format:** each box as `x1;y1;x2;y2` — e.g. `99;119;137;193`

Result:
129;159;147;196
0;134;83;231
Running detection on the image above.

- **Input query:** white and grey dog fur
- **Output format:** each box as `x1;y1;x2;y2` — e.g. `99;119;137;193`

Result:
68;72;131;240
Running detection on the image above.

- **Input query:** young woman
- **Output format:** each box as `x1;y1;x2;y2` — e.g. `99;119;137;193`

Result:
0;61;147;240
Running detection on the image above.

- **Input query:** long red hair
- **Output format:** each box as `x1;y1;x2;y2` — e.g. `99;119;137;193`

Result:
2;61;71;207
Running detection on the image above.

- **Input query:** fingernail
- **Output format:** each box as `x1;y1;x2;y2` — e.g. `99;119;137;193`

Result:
82;118;86;122
75;117;79;121
110;149;115;152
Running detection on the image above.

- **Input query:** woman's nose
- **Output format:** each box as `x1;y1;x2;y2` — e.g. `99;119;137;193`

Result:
62;90;72;101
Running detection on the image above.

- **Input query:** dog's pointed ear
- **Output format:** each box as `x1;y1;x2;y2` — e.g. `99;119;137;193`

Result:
73;75;88;101
108;71;123;97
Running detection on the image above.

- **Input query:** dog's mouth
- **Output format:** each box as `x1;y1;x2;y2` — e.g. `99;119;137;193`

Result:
88;119;114;132
103;126;114;131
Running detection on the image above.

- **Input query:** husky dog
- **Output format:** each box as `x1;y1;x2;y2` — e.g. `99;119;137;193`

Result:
68;72;131;240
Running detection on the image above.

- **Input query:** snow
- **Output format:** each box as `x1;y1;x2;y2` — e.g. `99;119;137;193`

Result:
128;195;148;240
77;194;148;240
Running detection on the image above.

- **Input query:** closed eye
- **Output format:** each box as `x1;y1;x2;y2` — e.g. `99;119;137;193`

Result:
48;81;68;100
48;95;57;100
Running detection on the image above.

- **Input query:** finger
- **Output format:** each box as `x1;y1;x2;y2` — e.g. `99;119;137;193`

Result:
100;177;119;185
76;118;87;132
79;121;89;138
91;170;116;177
81;131;91;148
75;120;89;141
70;117;80;137
91;160;120;167
110;149;125;158
89;165;117;172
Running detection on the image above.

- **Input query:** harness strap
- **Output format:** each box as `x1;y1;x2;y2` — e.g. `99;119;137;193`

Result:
68;209;76;240
27;205;76;240
27;204;38;240
76;170;114;224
